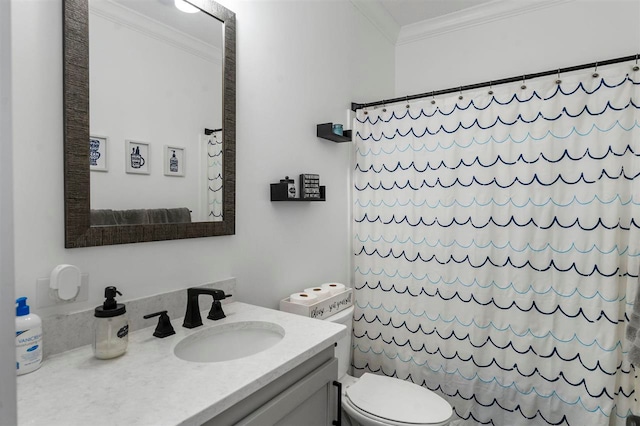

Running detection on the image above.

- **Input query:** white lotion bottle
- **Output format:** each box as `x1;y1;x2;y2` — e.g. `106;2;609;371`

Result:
15;297;43;375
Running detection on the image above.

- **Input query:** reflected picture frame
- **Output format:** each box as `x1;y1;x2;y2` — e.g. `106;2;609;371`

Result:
125;140;150;175
89;135;108;172
164;145;185;177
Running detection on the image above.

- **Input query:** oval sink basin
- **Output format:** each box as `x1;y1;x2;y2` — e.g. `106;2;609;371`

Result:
174;321;285;363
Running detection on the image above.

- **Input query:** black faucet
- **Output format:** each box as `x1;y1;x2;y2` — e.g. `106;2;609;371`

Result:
182;288;231;328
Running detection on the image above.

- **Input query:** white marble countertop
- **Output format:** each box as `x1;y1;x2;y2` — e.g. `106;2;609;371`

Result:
17;302;347;426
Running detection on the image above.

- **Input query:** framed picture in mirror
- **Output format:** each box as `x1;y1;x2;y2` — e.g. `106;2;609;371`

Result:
126;140;150;175
89;135;108;172
164;145;185;177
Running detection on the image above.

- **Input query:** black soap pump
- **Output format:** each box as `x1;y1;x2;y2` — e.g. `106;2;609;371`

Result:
93;286;129;359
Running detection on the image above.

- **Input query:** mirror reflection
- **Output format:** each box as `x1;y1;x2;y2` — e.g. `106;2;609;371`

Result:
88;0;223;225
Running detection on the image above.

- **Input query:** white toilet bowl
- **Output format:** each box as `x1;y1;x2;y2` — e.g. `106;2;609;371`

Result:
339;373;452;426
325;306;453;426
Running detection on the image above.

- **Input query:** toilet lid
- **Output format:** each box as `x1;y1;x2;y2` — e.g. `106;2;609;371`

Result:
345;373;452;424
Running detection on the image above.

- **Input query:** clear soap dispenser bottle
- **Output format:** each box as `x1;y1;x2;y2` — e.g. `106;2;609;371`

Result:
93;286;129;359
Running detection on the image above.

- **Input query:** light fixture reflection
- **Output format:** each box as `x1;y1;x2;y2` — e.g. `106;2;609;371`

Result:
174;0;199;13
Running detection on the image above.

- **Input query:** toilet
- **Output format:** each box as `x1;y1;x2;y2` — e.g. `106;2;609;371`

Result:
326;306;453;426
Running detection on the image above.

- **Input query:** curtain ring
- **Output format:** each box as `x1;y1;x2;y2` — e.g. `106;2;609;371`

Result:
405;96;410;109
555;69;562;85
488;81;493;95
458;87;463;100
633;55;639;72
592;62;599;78
363;107;368;115
382;102;387;113
520;75;527;90
431;91;436;105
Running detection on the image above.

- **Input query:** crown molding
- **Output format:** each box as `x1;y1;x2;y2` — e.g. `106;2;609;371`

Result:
89;0;222;64
350;0;400;45
397;0;574;45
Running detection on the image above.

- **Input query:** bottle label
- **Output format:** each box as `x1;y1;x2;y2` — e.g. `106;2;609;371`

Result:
117;325;129;339
16;328;43;371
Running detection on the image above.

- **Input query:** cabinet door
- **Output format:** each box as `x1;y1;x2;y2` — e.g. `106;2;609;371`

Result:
237;357;338;426
274;382;332;426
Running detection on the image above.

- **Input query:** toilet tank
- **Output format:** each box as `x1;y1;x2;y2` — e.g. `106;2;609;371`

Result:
325;305;354;378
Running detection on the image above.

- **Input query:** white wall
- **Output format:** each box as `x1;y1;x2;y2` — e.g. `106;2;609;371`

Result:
0;0;17;422
395;0;640;97
10;0;394;323
7;0;638;419
89;3;222;217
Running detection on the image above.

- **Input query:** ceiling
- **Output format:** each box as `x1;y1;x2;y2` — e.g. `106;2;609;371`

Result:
378;0;494;27
106;0;222;47
103;0;497;47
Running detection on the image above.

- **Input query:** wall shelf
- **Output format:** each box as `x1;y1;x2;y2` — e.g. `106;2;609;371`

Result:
271;184;326;201
316;123;352;143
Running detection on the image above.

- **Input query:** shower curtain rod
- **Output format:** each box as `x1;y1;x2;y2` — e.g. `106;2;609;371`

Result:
350;53;640;112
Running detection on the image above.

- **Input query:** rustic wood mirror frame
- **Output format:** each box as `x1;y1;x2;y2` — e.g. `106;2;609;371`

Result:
63;0;236;248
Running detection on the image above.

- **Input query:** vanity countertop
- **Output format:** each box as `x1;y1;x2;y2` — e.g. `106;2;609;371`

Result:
16;302;347;426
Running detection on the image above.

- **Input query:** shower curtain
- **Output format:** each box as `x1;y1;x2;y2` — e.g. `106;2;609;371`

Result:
352;63;639;425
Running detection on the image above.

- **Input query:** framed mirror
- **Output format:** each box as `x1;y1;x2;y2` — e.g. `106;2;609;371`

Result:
63;0;235;248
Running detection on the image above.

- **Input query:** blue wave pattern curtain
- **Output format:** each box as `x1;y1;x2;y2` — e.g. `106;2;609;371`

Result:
352;64;639;425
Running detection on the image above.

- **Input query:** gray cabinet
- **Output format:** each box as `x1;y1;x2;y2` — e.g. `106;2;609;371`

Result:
207;347;340;426
239;357;338;426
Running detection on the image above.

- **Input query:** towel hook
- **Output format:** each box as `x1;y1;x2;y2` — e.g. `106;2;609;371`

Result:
555;69;562;85
633;55;639;72
488;81;494;95
520;75;527;90
592;62;599;78
458;87;463;100
430;91;436;105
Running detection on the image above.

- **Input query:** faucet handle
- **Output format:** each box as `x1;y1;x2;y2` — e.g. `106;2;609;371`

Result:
143;310;176;338
210;289;231;300
208;300;226;320
207;292;231;321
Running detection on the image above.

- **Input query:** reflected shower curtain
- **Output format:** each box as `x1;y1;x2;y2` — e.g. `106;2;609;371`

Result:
352;63;639;425
207;131;223;221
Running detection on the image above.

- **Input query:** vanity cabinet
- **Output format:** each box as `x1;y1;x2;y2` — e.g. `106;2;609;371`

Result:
207;347;339;426
15;301;346;426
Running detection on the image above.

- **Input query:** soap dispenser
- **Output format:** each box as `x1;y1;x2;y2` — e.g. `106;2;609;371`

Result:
93;286;129;359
